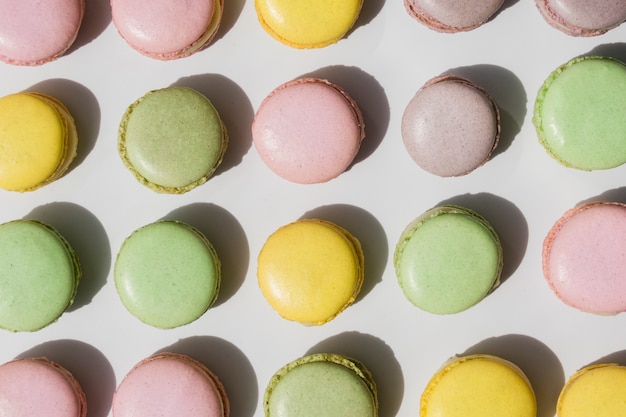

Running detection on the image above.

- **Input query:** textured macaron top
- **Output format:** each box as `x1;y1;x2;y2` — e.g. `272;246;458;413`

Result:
257;219;364;325
252;78;364;184
111;0;223;59
0;219;81;332
0;357;87;417
114;220;221;329
254;0;363;48
0;92;78;192
0;0;84;65
404;0;505;32
533;56;626;170
264;353;377;417
535;0;626;36
118;86;227;193
401;75;500;177
394;206;502;314
542;201;626;315
113;352;229;417
421;354;536;417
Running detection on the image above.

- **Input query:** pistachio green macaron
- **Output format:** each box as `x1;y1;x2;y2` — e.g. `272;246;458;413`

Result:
0;219;81;332
394;205;502;314
264;353;378;417
114;220;221;329
533;56;626;170
118;86;228;193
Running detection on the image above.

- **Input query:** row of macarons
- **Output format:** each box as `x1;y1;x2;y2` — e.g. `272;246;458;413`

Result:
1;348;625;417
2;53;626;194
2;1;625;66
1;197;625;333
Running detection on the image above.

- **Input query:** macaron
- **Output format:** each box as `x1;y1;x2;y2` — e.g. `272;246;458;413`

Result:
257;219;364;325
535;0;626;36
118;86;228;194
542;201;626;315
421;354;536;417
533;56;626;171
0;357;86;417
113;352;229;417
111;0;223;60
557;363;626;417
0;219;81;332
401;75;500;177
264;353;378;417
114;220;221;329
254;0;363;48
404;0;505;32
394;205;502;314
252;78;364;184
0;0;84;65
0;92;79;192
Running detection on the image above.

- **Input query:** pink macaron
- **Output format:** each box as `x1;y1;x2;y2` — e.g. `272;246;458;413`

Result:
0;357;87;417
401;75;500;177
113;352;229;417
0;0;84;65
543;201;626;314
251;78;365;184
110;0;223;60
534;0;626;36
404;0;505;32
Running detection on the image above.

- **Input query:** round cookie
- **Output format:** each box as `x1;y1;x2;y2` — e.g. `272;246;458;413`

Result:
113;352;229;417
257;219;364;325
0;92;79;192
421;354;536;417
401;75;500;177
252;78;364;184
535;0;626;36
533;56;626;170
542;201;626;314
254;0;363;48
264;353;377;417
114;220;221;329
0;219;81;332
0;357;86;417
404;0;505;32
118;87;228;194
557;363;626;417
0;0;84;65
394;205;502;314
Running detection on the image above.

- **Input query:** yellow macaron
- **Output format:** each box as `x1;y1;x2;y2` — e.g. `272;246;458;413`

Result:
557;363;626;417
254;0;363;48
0;92;78;192
421;354;536;417
257;219;364;325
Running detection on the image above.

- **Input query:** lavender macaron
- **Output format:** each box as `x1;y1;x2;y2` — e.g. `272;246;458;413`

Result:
404;0;505;32
534;0;626;36
401;75;500;177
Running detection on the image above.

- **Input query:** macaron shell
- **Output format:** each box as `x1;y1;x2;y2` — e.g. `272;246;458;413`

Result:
254;0;363;48
0;220;81;332
557;364;626;417
542;202;626;314
252;78;364;184
0;357;87;417
401;76;500;177
535;0;626;36
257;219;364;325
0;0;84;65
405;0;504;32
533;56;626;170
113;353;228;417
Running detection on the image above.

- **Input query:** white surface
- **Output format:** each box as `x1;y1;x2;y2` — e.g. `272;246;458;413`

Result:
2;1;626;417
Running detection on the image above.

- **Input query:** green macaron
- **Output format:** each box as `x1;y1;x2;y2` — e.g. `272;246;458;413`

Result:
264;353;378;417
118;86;228;193
0;219;81;332
533;55;626;170
394;205;502;314
114;220;221;329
